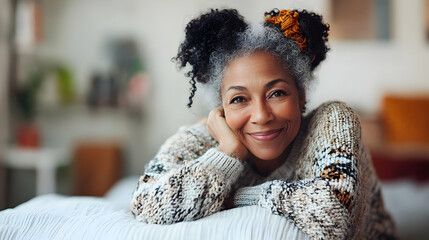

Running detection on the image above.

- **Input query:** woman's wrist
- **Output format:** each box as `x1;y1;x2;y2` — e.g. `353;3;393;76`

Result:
199;148;244;181
218;143;248;162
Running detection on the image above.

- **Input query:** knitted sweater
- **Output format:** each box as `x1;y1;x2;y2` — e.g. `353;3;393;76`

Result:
130;101;396;240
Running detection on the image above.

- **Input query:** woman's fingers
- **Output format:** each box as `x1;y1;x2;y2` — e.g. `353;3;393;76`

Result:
206;107;248;161
207;107;231;140
206;107;220;139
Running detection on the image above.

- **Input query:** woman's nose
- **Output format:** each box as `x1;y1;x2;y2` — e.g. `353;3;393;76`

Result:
250;101;274;125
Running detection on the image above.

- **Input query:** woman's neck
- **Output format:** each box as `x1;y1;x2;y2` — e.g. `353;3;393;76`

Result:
250;146;291;177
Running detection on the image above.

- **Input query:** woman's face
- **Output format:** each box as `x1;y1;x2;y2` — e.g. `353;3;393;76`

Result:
221;51;304;161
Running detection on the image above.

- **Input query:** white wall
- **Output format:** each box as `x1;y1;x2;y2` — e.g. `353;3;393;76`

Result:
31;0;429;174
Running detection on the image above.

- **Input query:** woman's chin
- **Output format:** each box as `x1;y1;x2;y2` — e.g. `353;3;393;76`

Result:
249;150;282;161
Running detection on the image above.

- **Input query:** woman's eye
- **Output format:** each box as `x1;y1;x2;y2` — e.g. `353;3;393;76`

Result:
230;96;245;104
270;90;286;98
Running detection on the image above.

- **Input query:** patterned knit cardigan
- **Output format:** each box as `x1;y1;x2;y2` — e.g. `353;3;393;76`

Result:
130;101;396;239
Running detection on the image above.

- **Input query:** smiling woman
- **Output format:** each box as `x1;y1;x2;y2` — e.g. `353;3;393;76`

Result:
219;51;304;175
130;8;397;240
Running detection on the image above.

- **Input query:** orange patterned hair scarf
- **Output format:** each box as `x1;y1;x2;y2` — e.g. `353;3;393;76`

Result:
265;10;307;52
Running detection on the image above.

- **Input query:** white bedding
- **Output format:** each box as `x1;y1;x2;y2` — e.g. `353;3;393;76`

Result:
2;176;428;240
380;180;429;240
0;176;308;240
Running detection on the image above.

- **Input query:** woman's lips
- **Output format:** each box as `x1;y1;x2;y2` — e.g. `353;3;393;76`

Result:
249;129;283;141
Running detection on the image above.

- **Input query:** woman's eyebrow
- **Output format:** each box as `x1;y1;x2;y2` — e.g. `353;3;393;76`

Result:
227;85;247;92
265;79;289;89
226;79;290;92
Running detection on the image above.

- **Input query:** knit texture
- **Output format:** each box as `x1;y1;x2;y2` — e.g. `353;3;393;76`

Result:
130;101;396;240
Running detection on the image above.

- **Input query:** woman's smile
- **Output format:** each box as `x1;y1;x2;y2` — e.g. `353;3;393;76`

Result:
248;128;284;142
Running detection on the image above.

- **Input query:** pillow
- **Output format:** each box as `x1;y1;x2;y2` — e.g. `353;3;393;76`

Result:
382;95;429;144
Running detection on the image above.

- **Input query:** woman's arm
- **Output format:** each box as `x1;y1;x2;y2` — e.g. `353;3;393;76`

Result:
233;102;361;240
130;124;244;224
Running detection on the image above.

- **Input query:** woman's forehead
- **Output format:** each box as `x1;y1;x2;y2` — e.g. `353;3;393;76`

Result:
222;51;295;88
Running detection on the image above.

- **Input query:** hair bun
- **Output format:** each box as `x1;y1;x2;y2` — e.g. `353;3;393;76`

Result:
175;9;247;84
296;10;330;71
174;9;247;107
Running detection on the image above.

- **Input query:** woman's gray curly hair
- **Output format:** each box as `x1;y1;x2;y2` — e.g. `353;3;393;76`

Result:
199;23;312;109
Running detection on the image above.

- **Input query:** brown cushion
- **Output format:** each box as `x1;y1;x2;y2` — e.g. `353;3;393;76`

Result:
382;95;429;144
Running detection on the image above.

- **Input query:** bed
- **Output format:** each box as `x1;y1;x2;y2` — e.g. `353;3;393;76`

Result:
1;176;428;240
0;176;308;240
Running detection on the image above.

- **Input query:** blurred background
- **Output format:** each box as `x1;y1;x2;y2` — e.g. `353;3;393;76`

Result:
0;0;428;238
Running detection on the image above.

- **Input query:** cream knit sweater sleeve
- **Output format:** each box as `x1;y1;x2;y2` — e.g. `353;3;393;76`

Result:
130;124;244;224
233;102;361;240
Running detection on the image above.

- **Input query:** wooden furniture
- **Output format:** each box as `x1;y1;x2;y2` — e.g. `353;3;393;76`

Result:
73;141;122;196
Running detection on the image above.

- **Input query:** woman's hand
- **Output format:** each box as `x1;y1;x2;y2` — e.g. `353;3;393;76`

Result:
207;107;249;162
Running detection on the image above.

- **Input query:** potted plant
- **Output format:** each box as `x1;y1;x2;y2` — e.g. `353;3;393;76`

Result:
14;64;75;148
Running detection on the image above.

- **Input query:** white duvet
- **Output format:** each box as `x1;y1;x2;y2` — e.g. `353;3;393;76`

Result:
2;176;429;240
0;176;308;240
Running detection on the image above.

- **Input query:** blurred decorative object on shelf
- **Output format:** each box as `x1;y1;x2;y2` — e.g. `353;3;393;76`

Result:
329;0;390;40
87;72;119;108
86;37;149;116
125;72;149;113
15;0;42;52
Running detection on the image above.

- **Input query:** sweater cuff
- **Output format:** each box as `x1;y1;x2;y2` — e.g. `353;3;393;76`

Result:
199;148;244;181
233;186;262;207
